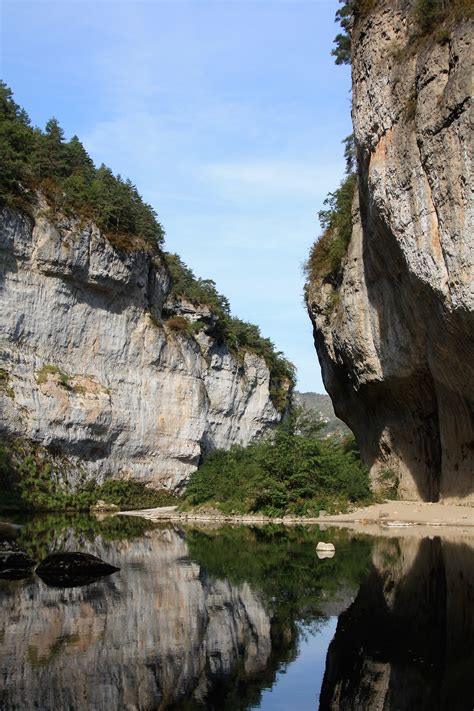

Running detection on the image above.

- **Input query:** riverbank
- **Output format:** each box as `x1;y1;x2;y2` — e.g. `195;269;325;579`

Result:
118;500;474;536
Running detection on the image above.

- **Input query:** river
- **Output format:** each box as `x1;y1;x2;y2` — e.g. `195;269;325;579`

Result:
0;515;472;710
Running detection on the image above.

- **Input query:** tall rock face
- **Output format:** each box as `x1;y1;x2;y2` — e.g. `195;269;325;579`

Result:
0;206;281;490
306;3;473;502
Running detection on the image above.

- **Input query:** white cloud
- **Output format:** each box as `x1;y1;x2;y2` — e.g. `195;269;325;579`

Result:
201;160;343;199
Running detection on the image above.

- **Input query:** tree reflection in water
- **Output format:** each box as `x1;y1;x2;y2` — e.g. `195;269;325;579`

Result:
0;516;472;710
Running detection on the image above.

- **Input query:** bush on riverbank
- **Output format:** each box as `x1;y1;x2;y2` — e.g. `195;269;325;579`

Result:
0;438;177;512
184;408;372;516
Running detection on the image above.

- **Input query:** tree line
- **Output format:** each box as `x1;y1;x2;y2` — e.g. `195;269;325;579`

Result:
0;82;164;249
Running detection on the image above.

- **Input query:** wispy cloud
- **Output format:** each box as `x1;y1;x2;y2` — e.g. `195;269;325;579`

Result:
201;160;343;199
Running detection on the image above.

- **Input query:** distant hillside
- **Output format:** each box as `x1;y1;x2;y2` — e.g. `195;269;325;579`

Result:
293;392;350;437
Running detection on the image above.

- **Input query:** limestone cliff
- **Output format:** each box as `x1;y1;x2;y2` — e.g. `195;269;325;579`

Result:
306;2;473;502
0;205;283;490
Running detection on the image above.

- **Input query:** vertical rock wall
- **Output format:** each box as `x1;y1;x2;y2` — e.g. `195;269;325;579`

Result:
306;2;473;502
0;206;282;490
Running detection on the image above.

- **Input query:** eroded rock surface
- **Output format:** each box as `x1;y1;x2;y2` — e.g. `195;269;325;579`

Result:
0;207;281;489
306;3;473;501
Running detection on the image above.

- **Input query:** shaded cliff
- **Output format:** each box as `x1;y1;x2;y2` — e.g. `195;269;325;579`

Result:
0;204;286;491
306;2;473;502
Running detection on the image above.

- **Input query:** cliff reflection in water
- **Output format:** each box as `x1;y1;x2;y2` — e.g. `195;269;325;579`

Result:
320;535;474;711
0;518;368;710
0;517;473;711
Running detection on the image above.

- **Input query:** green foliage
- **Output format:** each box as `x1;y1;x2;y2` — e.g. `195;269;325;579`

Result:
413;0;473;35
0;82;164;251
93;479;178;510
184;408;372;516
305;172;357;285
165;253;231;315
163;252;296;412
331;1;376;65
186;526;372;627
0;437;177;512
35;364;70;388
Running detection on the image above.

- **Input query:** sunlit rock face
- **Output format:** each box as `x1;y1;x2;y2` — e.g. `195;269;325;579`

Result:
319;536;474;711
0;528;272;710
0;207;280;490
306;2;473;502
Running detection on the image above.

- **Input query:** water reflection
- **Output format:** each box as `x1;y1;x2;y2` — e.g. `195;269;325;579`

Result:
319;536;474;711
0;516;472;711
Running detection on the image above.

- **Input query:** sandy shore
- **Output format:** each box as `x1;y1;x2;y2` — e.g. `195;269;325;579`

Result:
118;500;474;537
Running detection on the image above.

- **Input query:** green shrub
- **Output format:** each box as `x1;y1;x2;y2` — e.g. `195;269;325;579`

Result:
305;172;357;285
0;436;178;512
184;408;372;516
35;364;70;388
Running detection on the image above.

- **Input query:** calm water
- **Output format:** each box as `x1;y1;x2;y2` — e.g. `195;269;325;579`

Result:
0;515;473;710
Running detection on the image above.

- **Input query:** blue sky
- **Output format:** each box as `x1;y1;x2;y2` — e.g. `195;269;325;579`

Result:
1;0;351;392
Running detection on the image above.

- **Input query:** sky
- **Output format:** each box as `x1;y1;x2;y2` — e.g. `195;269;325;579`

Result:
0;0;352;393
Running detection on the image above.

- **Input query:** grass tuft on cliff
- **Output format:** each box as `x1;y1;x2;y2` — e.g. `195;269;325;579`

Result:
183;407;372;517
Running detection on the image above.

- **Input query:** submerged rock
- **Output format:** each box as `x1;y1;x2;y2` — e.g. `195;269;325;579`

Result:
36;552;120;588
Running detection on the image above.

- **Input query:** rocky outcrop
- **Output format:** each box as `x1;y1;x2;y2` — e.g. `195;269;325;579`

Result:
306;3;473;502
0;206;281;490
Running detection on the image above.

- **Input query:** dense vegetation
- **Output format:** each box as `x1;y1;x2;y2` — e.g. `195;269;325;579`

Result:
184;408;372;516
0;82;164;251
0;437;177;512
164;252;296;412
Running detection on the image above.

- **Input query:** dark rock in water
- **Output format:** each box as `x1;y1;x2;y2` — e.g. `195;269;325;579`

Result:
0;540;36;580
36;552;120;588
